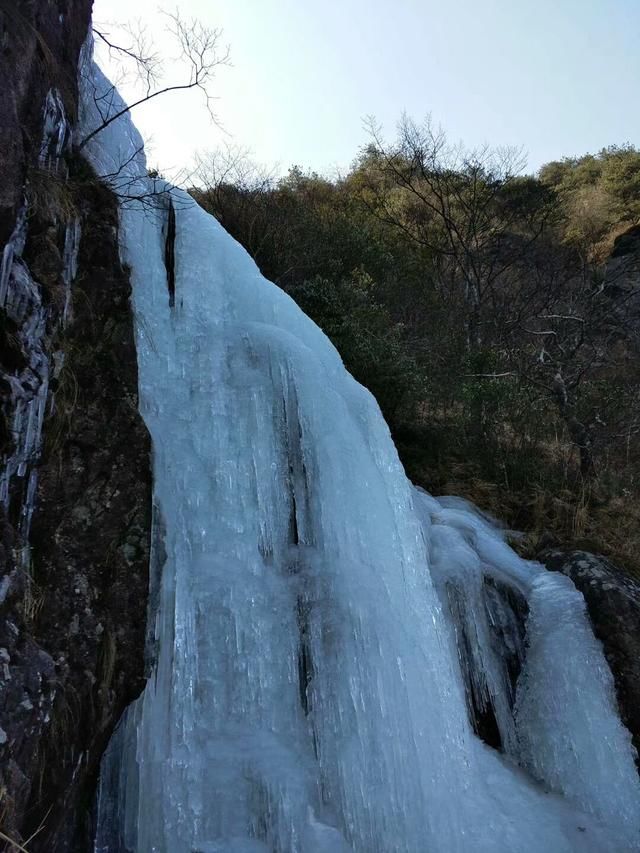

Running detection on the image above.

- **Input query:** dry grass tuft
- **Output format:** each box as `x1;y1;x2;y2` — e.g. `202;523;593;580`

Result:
26;168;78;225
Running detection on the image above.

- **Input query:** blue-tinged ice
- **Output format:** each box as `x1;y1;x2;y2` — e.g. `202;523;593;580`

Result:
79;42;640;853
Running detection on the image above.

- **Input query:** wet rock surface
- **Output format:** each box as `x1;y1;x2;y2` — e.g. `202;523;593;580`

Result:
0;181;151;851
0;2;151;849
0;180;151;852
25;172;151;851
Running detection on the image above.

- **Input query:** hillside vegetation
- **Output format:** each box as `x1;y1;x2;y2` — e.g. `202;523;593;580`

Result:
191;125;640;574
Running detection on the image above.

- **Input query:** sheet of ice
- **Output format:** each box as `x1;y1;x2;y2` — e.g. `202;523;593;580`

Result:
516;571;640;829
414;490;525;756
80;43;640;853
419;489;640;841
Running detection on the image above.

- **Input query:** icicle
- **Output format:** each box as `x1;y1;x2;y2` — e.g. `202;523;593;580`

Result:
39;88;71;172
0;204;27;307
62;217;82;326
0;254;50;553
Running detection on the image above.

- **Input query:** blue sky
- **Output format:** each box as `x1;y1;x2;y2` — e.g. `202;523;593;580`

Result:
93;0;640;178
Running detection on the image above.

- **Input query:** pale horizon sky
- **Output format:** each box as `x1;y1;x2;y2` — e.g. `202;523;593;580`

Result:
92;0;640;180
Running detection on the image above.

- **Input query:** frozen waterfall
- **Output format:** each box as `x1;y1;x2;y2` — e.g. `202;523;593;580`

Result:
79;47;640;853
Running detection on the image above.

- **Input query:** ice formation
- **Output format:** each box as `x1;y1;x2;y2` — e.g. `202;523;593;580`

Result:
39;88;72;172
79;45;640;853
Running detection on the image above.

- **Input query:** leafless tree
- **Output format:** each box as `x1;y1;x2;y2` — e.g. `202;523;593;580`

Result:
362;115;560;348
361;115;640;476
191;145;279;258
79;11;230;150
76;12;229;214
194;144;274;198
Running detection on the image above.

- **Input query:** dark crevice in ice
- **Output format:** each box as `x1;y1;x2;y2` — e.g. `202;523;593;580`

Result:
163;198;176;308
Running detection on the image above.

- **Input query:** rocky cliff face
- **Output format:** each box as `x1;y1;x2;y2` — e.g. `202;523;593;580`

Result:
0;2;150;849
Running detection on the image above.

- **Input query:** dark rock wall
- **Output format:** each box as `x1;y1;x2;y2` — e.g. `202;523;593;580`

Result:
29;168;151;851
0;0;93;244
0;2;151;849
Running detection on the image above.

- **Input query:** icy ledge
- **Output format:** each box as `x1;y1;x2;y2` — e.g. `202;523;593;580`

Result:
78;41;640;853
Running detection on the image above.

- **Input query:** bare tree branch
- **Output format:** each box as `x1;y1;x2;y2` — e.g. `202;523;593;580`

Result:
79;11;230;150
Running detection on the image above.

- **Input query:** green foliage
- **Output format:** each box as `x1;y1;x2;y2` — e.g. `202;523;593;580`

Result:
290;270;424;427
600;146;640;221
540;145;640;253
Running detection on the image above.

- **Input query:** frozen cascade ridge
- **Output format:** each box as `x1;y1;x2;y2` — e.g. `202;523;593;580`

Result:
79;50;640;853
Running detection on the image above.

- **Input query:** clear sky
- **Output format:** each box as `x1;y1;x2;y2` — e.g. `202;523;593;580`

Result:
92;0;640;179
